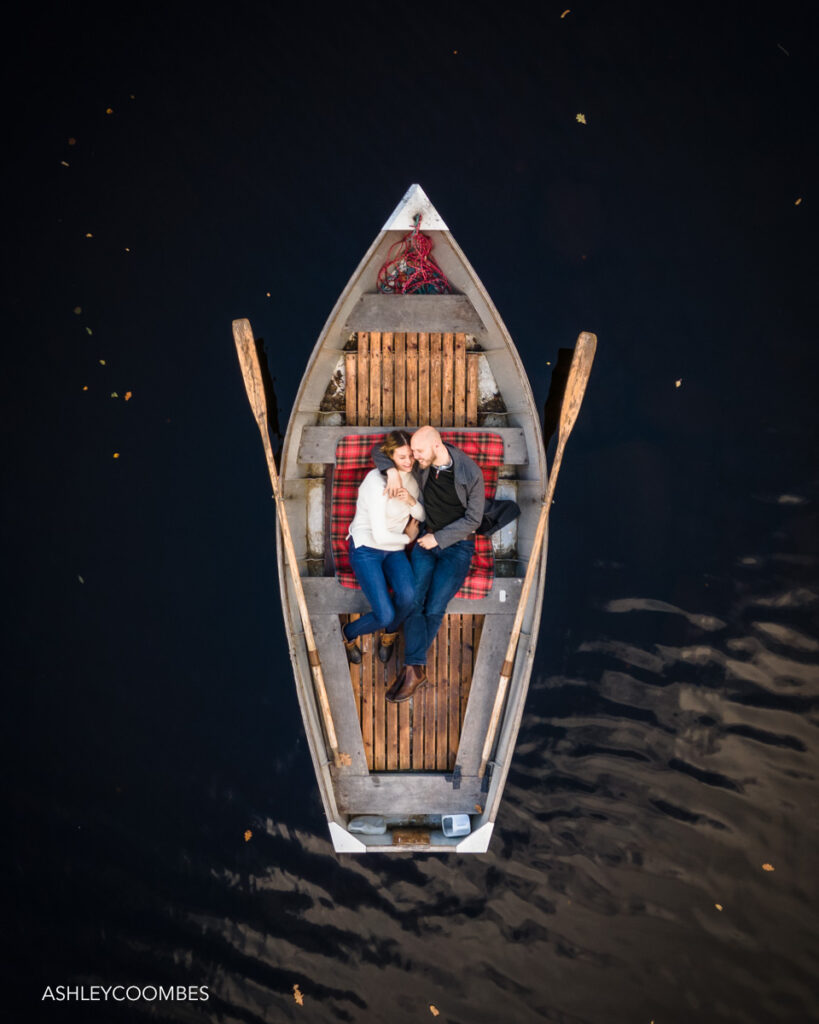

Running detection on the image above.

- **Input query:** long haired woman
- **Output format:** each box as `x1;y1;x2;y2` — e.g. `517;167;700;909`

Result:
342;431;424;664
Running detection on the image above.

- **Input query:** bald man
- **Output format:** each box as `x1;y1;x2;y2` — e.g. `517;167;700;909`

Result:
371;426;485;702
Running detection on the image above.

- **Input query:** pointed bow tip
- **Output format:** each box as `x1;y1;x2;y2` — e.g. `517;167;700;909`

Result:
382;184;449;231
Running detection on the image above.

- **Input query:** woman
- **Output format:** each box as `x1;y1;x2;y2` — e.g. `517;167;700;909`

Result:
342;431;425;665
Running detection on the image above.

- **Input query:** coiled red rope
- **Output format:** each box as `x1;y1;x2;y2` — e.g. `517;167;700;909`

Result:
377;214;451;294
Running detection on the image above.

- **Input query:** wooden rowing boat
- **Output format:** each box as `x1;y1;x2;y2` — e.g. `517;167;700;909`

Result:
235;185;594;853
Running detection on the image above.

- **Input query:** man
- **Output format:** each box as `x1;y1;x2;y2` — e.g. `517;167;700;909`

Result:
372;425;485;703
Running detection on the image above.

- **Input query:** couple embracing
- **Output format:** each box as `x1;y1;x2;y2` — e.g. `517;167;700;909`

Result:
342;426;484;703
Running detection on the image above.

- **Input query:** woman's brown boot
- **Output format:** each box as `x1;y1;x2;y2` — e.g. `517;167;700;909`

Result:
343;632;362;665
378;631;398;664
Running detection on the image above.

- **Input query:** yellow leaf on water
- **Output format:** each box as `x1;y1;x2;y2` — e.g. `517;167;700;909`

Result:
111;392;119;398
106;107;114;114
85;232;93;238
78;575;85;583
61;160;70;167
576;112;587;124
293;984;304;1006
675;378;682;388
715;903;723;911
82;385;88;391
430;1007;440;1017
86;327;93;335
124;391;132;401
794;197;802;205
561;8;571;16
74;306;82;314
244;830;252;842
762;863;775;871
113;453;120;459
99;359;106;365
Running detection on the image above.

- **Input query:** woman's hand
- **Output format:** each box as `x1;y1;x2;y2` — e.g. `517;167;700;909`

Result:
392;486;416;506
404;517;420;541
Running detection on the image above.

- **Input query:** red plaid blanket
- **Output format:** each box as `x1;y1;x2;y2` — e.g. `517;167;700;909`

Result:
331;431;504;599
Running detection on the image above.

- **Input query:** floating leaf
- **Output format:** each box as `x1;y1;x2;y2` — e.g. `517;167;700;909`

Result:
715;903;723;911
68;137;77;145
675;378;682;388
430;1006;440;1017
99;359;106;365
111;392;119;398
576;112;587;124
78;575;85;584
795;197;802;205
85;232;93;238
73;306;82;315
244;829;252;842
293;984;304;1006
124;391;132;401
82;385;88;391
106;107;114;115
561;8;571;16
112;452;120;459
86;327;93;335
61;160;70;167
762;863;775;872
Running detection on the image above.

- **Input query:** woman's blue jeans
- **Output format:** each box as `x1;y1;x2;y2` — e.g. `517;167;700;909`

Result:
343;539;416;641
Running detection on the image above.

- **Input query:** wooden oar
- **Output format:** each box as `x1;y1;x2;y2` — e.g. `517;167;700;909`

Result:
478;331;597;778
232;318;340;767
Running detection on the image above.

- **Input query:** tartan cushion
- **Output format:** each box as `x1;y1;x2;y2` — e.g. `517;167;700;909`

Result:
331;431;504;599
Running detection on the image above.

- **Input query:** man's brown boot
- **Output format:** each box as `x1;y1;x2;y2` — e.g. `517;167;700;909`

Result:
385;666;407;703
392;664;428;703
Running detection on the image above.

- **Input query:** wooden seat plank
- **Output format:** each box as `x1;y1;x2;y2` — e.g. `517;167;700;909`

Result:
299;425;528;464
454;614;513;776
436;621;449;770
344;294;485;333
448;615;461;771
311;615;368;775
333;772;485;816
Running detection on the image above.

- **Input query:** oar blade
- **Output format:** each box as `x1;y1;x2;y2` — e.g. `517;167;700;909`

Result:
558;332;597;442
232;318;268;427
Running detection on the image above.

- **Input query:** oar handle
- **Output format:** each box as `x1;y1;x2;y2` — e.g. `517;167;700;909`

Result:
233;318;340;766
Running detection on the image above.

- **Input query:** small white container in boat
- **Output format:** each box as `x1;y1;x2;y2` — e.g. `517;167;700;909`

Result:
441;814;471;838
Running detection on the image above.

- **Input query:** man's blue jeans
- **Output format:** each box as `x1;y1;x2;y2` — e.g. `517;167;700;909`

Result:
403;539;474;665
343;539;416;641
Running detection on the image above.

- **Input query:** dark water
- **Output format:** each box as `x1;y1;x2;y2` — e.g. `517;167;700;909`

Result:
5;2;818;1021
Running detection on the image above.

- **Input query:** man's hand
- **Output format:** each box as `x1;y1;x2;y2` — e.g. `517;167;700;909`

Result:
417;533;438;550
404;518;420;541
384;468;402;498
